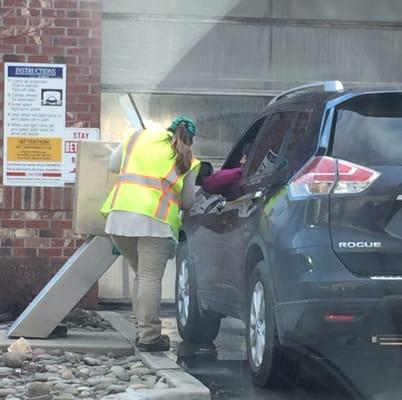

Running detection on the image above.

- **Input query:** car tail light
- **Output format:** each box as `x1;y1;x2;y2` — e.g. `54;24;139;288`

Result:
289;156;380;199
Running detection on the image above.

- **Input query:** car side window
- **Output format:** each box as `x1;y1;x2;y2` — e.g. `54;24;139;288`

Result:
223;117;267;169
281;111;316;179
246;112;296;177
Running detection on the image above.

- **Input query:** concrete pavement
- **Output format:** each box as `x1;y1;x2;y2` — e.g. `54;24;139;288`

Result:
0;328;134;356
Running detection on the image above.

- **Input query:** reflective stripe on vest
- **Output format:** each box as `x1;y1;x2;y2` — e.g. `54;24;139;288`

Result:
117;164;180;221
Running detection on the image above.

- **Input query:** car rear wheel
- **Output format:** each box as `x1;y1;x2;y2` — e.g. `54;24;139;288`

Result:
246;262;300;388
175;242;221;344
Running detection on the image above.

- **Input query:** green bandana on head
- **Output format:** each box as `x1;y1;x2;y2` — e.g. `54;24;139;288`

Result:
169;116;197;138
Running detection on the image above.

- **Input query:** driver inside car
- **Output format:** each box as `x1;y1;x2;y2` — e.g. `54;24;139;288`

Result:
202;143;251;200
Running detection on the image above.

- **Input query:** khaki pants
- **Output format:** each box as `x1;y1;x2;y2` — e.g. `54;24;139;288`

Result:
111;235;175;344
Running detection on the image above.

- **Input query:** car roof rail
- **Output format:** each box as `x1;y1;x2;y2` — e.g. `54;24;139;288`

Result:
268;81;344;105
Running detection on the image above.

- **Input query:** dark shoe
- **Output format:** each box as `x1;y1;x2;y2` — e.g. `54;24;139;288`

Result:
136;335;170;352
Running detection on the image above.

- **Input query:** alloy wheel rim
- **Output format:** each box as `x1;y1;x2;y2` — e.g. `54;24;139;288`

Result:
178;258;190;327
249;281;266;368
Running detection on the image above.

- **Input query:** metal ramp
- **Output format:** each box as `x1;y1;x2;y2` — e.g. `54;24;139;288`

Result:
8;236;119;338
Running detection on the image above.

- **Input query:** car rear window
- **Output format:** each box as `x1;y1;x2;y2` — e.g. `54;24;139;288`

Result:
332;93;402;166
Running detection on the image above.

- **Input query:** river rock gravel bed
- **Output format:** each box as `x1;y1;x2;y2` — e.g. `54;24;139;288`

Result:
0;309;113;334
0;348;170;399
61;309;113;332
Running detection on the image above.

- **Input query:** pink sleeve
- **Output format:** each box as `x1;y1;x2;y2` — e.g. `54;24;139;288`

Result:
202;167;243;194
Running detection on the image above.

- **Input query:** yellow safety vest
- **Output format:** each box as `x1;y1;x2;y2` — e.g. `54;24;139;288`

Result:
101;129;200;238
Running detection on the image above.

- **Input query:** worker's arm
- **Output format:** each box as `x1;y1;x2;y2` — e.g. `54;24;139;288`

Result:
181;169;198;210
109;143;123;173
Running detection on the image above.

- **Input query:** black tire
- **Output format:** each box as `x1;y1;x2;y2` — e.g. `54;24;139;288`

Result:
246;261;300;388
175;242;221;344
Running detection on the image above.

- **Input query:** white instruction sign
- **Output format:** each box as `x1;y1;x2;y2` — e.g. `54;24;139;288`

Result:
63;128;100;183
3;62;66;187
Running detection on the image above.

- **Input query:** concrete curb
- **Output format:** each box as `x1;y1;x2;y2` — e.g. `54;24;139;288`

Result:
0;329;134;356
99;311;211;400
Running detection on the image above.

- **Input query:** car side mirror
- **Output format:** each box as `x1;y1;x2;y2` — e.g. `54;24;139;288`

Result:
196;161;214;186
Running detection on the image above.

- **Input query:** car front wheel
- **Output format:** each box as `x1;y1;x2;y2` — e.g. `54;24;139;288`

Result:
175;242;221;344
246;261;300;388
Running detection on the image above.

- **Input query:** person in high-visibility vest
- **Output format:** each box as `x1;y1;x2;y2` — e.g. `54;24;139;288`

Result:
101;116;200;352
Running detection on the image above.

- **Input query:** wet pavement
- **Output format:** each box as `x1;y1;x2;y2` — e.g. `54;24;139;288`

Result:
112;306;402;399
158;309;402;400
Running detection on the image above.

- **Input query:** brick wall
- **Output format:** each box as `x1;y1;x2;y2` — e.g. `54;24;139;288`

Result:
0;0;102;315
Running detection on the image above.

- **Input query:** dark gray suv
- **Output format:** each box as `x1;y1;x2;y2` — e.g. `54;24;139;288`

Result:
175;82;402;387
